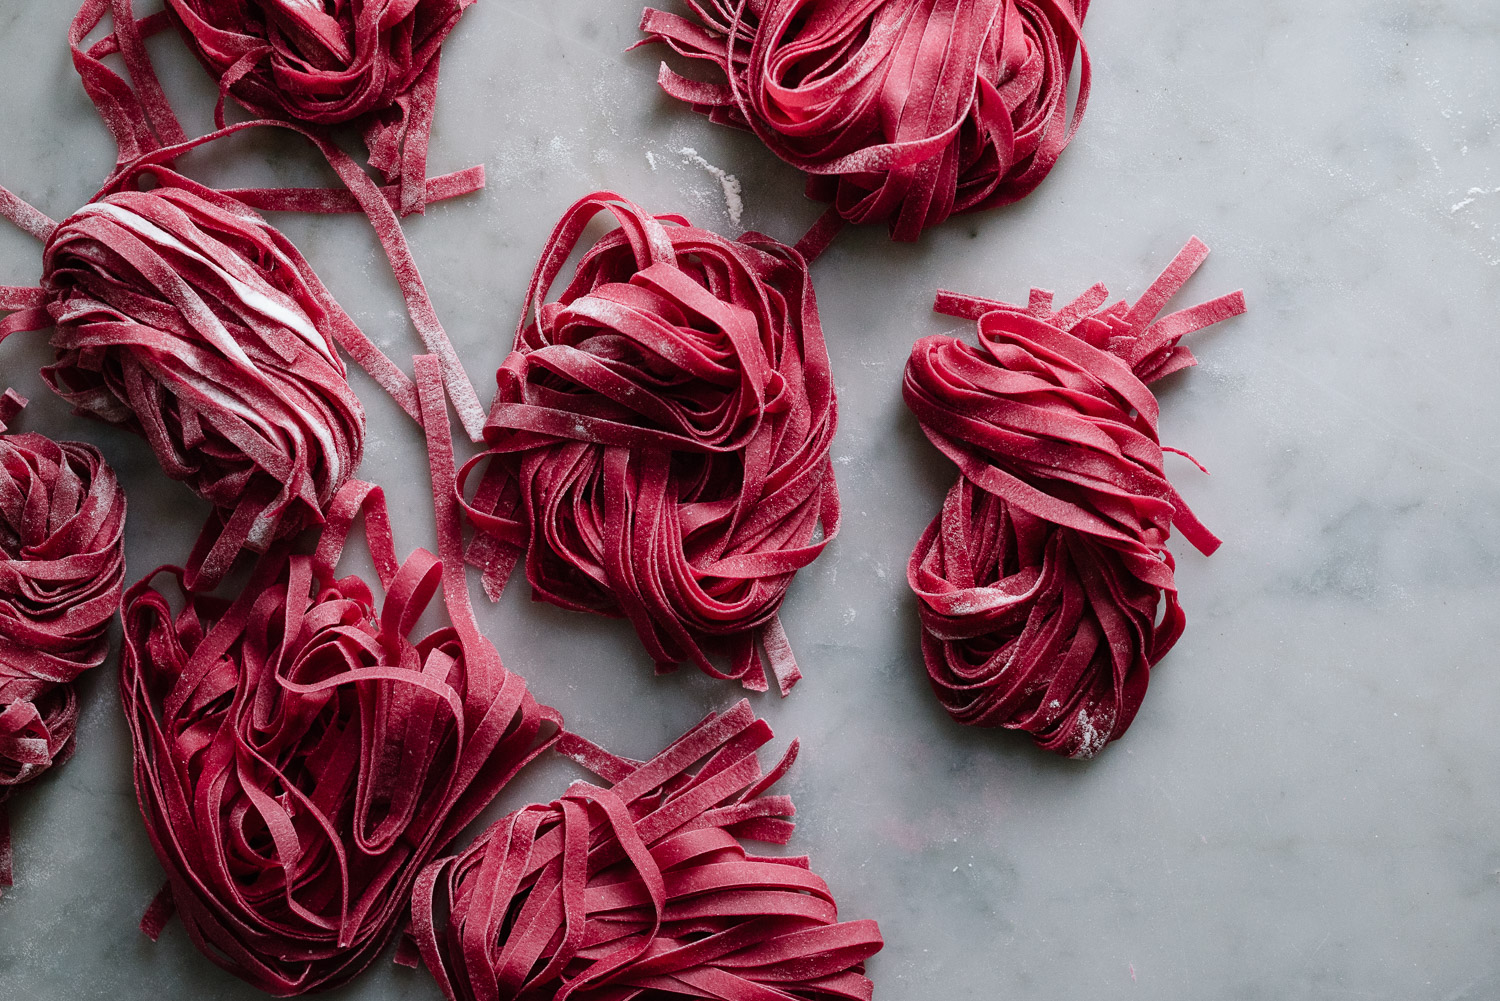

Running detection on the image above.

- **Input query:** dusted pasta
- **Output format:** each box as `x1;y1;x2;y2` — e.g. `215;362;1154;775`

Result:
38;181;365;589
0;390;127;895
905;239;1245;756
639;0;1089;242
70;0;479;215
118;358;560;994
0;120;492;588
462;193;840;694
411;699;883;1001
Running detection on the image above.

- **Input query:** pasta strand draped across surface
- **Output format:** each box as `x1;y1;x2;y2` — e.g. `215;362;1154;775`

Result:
639;0;1090;241
0;390;127;896
462;193;840;695
118;358;561;994
905;239;1246;757
411;699;884;1001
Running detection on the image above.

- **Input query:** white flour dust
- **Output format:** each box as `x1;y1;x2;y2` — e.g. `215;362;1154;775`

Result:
1072;707;1107;759
678;147;744;226
1450;185;1500;214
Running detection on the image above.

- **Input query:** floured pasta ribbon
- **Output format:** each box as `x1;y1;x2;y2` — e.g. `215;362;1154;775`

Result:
409;699;883;1001
904;238;1245;757
460;193;840;695
638;0;1089;248
71;0;479;216
0;120;490;589
119;356;561;995
0;390;127;896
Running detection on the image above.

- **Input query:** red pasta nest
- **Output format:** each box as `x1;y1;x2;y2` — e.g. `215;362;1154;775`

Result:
38;178;364;589
411;699;883;1001
166;0;471;125
462;193;840;695
0;390;127;895
0;119;493;589
904;239;1245;757
120;358;561;994
59;2;496;434
68;0;478;215
639;0;1090;241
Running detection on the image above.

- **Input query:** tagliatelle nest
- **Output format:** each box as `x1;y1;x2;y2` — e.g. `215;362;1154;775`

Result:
0;390;127;896
119;359;561;995
905;239;1245;757
411;700;883;1001
463;193;840;695
639;0;1090;241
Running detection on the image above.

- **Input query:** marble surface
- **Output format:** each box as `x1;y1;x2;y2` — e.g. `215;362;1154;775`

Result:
1;1;1498;999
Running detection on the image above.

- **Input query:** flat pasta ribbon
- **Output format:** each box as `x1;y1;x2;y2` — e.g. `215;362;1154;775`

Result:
71;0;479;216
462;193;840;695
639;0;1090;243
0;390;127;896
904;238;1245;757
410;699;883;1001
119;357;561;995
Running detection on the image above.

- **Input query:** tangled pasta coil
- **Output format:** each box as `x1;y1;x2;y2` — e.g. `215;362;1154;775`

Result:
120;358;560;994
38;179;365;589
411;699;883;1001
463;193;840;695
0;114;495;587
640;0;1090;242
0;390;127;895
905;239;1245;756
69;0;478;215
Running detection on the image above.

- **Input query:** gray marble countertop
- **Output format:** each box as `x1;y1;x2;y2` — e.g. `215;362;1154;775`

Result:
1;1;1497;999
